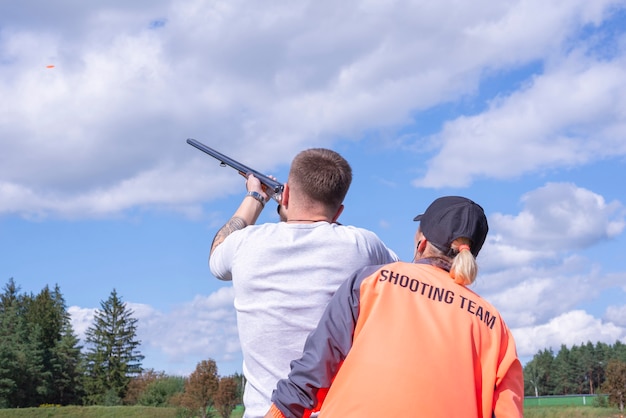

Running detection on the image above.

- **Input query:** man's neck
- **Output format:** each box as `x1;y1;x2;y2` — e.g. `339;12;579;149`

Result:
285;207;332;224
286;217;330;223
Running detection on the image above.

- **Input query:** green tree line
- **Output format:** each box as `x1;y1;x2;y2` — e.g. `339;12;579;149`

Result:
524;340;626;410
0;278;242;417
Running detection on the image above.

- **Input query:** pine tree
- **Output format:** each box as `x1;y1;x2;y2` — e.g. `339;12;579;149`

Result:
0;279;20;407
83;289;144;405
0;279;47;408
524;348;555;396
552;344;583;395
23;284;84;405
0;291;22;408
614;340;626;363
51;320;85;405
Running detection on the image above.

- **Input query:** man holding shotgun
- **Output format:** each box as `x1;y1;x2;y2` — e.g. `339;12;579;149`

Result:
208;148;398;418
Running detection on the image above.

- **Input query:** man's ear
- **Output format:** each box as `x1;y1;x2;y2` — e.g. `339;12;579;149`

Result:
281;183;290;208
331;204;344;223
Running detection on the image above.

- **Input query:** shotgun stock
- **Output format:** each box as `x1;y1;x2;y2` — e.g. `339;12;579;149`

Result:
187;138;284;203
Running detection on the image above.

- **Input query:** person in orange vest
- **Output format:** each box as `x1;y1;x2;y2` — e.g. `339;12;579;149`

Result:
265;196;524;418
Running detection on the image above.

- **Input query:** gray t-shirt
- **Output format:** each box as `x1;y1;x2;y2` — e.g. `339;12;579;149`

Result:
209;221;398;418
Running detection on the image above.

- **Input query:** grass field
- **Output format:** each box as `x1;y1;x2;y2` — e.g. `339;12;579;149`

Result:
0;404;622;417
0;405;245;418
0;406;179;418
524;406;624;418
525;395;608;407
523;395;623;418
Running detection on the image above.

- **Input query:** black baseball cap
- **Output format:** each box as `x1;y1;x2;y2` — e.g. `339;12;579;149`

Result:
413;196;488;257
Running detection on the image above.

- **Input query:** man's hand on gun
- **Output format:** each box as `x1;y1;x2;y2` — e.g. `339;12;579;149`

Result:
246;174;267;196
245;173;270;206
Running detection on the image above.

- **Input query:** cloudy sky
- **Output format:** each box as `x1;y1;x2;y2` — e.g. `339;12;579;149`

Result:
1;0;625;377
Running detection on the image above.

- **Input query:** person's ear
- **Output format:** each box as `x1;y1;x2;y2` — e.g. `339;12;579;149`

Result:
281;183;290;208
417;238;428;253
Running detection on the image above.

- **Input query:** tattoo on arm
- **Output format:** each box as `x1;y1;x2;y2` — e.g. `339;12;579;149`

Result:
210;217;248;255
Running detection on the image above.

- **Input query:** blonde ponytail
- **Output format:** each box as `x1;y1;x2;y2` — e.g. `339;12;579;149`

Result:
450;239;478;285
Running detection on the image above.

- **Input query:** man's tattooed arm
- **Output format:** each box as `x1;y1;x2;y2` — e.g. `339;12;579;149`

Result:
210;217;248;255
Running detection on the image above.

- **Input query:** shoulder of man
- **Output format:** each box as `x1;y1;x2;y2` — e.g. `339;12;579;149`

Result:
334;223;382;236
216;221;269;246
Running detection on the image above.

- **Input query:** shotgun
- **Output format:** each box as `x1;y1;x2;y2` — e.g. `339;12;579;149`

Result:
186;138;284;203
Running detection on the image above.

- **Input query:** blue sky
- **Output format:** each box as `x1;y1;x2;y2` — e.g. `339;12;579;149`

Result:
1;0;626;377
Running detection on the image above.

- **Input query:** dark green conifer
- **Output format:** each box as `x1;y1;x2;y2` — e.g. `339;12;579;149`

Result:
83;289;144;405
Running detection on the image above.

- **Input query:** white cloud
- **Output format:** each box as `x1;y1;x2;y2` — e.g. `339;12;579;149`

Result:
606;305;626;326
470;182;626;328
513;310;625;357
413;52;626;188
488;183;624;252
474;251;626;326
67;306;96;339
2;0;625;217
134;287;240;375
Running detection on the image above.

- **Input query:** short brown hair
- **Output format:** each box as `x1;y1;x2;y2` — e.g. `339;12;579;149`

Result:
288;148;352;209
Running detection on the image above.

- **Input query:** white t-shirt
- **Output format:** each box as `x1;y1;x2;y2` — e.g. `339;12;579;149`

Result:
209;221;398;418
